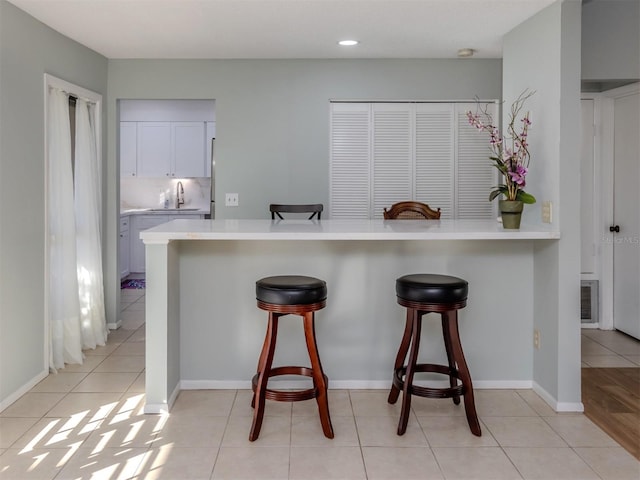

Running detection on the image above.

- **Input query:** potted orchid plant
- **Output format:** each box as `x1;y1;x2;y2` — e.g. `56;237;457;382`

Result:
466;90;536;228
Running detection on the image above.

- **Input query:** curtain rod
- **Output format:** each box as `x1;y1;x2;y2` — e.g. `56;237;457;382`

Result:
49;85;96;105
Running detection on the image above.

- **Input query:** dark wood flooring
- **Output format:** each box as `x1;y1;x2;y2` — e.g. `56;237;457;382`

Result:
582;367;640;460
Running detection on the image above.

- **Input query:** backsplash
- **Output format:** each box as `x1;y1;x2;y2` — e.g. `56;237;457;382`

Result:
120;177;211;211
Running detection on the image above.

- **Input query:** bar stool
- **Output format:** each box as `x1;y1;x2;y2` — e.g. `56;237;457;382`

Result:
388;273;481;436
250;275;334;441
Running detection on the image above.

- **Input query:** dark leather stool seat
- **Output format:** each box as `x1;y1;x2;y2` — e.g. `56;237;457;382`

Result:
256;275;327;305
388;273;481;436
250;275;333;441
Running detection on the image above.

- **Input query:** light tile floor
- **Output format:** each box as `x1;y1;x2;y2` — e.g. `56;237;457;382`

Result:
581;328;640;368
1;289;639;479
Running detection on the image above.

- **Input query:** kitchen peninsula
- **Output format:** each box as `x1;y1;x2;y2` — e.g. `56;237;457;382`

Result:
140;219;559;414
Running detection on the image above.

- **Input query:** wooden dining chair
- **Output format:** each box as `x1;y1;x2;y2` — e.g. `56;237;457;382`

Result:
383;201;441;220
270;204;323;220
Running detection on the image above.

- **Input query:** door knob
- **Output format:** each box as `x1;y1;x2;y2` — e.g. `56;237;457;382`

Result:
609;225;620;233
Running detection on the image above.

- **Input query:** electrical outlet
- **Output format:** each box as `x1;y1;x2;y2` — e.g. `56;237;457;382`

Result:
533;329;540;349
225;193;239;207
542;201;552;224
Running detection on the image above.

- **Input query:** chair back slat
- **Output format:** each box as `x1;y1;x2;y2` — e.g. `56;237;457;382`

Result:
270;204;323;220
383;201;441;220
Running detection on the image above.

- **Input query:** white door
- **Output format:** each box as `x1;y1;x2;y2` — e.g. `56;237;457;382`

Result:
613;90;640;339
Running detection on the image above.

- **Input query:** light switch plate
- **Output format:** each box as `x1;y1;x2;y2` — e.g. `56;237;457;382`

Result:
542;201;552;223
225;193;239;207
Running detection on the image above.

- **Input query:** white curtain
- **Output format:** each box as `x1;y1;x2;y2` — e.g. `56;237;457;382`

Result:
74;99;107;349
48;88;82;370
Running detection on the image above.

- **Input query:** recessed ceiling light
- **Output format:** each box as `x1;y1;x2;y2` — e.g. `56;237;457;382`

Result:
338;40;359;46
457;48;475;58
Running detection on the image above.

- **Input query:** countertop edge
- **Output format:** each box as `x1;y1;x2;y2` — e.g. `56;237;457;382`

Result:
121;208;209;216
140;219;561;242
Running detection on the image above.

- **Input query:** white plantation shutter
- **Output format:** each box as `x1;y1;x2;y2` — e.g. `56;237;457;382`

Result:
415;104;454;219
372;104;413;219
329;103;371;218
329;101;499;219
456;103;498;219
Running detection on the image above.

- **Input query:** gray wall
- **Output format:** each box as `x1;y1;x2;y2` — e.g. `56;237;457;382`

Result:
504;0;582;405
582;0;640;82
2;0;597;408
108;58;503;218
0;0;108;405
106;58;502;340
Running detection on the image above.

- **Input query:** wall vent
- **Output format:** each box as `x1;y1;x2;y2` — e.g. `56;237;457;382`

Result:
581;280;599;324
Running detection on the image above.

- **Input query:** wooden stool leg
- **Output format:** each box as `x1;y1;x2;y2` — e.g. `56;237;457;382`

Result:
251;313;280;408
388;308;413;404
249;313;279;441
303;312;334;439
445;311;481;436
398;309;421;435
441;314;461;405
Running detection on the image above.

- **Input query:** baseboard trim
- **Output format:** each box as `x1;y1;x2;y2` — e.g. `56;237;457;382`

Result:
179;379;534;391
107;319;122;330
181;380;251;390
144;402;169;414
473;380;533;389
143;382;181;414
167;381;180;409
0;369;48;413
533;381;584;412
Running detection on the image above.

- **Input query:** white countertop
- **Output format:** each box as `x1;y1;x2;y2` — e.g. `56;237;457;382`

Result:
140;218;560;242
121;208;208;216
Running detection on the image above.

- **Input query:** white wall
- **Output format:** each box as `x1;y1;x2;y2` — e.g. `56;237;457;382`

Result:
504;0;582;407
0;0;108;407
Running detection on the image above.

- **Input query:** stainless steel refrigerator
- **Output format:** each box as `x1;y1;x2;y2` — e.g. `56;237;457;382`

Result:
205;137;215;219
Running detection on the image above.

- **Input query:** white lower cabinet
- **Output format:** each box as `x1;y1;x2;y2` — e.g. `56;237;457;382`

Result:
119;216;130;279
129;214;202;273
130;215;169;273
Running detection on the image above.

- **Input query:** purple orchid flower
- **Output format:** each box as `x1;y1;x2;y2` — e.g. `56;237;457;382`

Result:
508;165;528;186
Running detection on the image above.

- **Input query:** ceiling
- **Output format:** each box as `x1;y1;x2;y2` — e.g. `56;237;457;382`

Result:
8;0;558;60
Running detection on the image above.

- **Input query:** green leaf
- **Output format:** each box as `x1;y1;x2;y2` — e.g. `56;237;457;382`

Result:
489;185;508;201
488;185;535;204
516;190;536;204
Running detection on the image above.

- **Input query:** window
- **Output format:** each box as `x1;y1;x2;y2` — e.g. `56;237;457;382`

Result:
329;101;498;219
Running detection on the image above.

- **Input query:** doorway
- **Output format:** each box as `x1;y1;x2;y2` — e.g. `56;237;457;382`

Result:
610;87;640;339
582;83;640;338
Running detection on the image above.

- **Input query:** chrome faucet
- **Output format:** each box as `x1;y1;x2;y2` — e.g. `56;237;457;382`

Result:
176;181;185;209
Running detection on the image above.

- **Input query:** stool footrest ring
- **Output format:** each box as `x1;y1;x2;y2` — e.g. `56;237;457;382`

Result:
393;364;464;399
252;366;327;402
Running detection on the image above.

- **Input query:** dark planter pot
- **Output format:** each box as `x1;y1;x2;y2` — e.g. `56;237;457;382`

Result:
499;200;524;229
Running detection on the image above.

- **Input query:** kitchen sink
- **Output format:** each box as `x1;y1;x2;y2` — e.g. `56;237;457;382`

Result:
147;208;201;212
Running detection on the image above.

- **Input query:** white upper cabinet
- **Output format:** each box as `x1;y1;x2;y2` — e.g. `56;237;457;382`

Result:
120;122;138;177
172;122;206;177
119;100;214;178
137;122;172;177
127;121;206;177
